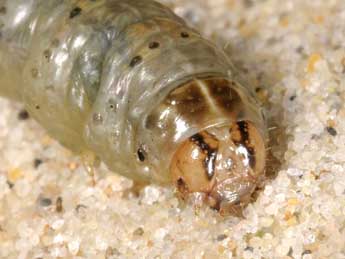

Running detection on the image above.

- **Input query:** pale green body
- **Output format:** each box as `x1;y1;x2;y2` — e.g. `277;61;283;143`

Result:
0;0;265;183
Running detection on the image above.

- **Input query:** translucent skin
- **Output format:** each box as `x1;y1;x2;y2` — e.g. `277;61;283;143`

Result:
0;0;267;211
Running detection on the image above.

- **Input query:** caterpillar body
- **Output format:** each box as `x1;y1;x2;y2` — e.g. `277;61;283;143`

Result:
0;0;267;215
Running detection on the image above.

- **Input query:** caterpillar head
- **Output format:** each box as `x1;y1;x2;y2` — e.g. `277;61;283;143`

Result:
170;121;266;216
144;77;266;215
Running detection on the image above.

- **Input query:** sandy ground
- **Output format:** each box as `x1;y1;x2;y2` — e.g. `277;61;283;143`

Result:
1;0;345;258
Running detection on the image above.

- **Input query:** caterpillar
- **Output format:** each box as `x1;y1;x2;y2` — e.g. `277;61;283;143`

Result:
0;0;267;215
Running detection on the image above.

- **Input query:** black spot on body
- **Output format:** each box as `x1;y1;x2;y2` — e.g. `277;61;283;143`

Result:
70;7;82;19
107;99;117;111
43;49;52;60
190;133;217;180
137;148;146;162
35;105;40;110
130;56;142;67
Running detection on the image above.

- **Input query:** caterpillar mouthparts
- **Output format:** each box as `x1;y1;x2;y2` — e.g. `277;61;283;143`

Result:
170;121;266;216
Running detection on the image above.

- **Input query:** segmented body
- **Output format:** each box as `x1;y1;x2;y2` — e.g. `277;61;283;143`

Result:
0;0;266;193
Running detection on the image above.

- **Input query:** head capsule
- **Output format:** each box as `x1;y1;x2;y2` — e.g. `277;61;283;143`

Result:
170;121;266;215
142;77;266;215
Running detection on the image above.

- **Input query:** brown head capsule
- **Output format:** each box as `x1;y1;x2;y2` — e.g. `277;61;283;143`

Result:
165;78;267;216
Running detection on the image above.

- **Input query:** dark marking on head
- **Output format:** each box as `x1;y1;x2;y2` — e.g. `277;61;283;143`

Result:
233;121;256;169
130;55;142;67
190;134;210;152
190;133;218;180
35;105;40;110
137;147;146;162
149;41;160;49
181;32;189;38
237;121;249;143
70;7;82;19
